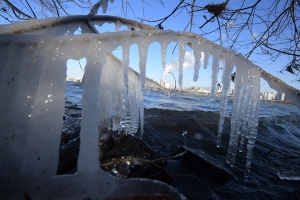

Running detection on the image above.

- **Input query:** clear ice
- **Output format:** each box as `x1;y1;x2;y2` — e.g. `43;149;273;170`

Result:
0;1;299;198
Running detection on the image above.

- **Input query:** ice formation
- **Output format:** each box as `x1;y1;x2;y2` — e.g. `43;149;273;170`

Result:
278;172;300;180
0;2;299;198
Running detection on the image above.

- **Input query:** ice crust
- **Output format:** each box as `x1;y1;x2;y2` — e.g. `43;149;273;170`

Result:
0;13;298;198
0;32;183;199
278;172;300;180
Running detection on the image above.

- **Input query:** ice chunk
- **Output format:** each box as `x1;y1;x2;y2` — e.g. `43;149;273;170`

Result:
278;172;300;180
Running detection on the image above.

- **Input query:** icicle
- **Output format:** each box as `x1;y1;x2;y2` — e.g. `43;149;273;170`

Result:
192;39;202;82
77;49;105;174
136;38;150;137
178;41;186;88
216;53;233;147
115;21;122;32
128;75;139;134
244;67;261;178
138;41;150;89
120;43;132;134
226;58;248;166
88;0;111;17
101;0;109;13
203;46;211;69
231;79;251;162
210;52;219;96
160;40;170;70
89;2;100;17
98;54;123;133
239;65;257;152
136;81;144;137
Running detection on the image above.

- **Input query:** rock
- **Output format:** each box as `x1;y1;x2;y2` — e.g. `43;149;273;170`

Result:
57;119;173;185
57;120;81;175
100;131;173;184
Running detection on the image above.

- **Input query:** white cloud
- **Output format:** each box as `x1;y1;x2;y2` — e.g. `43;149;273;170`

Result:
162;51;195;76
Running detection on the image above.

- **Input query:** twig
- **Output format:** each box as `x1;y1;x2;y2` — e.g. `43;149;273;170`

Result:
56;0;69;16
25;0;37;19
51;0;60;17
190;0;196;32
3;0;33;19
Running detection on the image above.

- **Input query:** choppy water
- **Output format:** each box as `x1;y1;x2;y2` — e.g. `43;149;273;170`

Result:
66;81;300;200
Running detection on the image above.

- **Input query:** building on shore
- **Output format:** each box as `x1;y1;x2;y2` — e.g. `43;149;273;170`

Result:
161;80;170;89
276;92;285;101
261;91;285;101
261;91;275;100
66;77;82;83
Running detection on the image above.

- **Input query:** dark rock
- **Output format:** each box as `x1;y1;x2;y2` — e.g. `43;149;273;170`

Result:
100;131;173;185
57;118;81;175
60;119;81;145
57;120;173;184
57;136;80;175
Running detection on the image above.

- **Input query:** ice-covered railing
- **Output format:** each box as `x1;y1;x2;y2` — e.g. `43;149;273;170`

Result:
0;11;185;200
0;6;300;199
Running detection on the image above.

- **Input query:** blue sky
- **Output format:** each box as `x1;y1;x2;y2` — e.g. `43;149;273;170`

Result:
64;0;300;93
1;0;299;92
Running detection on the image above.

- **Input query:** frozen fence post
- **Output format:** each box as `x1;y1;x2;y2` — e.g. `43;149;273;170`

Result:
77;51;105;174
22;45;67;177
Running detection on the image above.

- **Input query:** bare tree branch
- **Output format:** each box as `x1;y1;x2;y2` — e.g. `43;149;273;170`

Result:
3;0;34;19
25;0;37;19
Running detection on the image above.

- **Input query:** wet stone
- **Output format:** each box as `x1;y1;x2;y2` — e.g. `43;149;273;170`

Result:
57;119;173;185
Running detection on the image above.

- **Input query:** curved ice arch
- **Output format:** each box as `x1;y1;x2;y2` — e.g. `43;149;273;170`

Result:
0;16;299;198
0;33;184;199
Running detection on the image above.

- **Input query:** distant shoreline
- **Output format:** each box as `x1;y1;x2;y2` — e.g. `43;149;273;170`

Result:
260;99;293;105
65;82;294;105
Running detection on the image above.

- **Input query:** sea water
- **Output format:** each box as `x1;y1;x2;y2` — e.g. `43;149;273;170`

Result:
65;81;300;200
